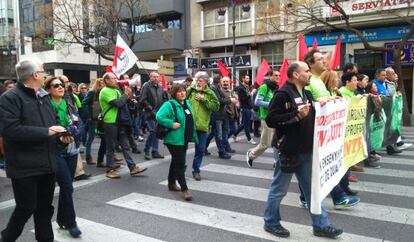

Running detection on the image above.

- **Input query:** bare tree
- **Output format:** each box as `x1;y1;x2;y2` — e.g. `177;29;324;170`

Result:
49;0;166;61
256;0;414;125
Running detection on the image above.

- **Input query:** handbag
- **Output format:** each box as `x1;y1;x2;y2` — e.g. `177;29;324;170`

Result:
156;101;178;140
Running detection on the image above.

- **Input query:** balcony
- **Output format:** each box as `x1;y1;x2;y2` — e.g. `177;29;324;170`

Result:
118;0;185;19
131;28;185;53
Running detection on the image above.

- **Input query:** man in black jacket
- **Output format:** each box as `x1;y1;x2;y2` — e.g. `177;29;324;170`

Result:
263;62;343;239
0;59;71;242
234;74;256;144
139;71;166;160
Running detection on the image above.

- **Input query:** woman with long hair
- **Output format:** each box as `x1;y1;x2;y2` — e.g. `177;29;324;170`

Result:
156;84;198;201
45;77;83;237
320;70;341;97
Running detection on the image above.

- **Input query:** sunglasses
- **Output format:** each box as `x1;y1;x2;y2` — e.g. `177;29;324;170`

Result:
51;83;65;89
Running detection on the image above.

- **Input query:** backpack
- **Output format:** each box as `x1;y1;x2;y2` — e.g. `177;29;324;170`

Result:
156;101;178;140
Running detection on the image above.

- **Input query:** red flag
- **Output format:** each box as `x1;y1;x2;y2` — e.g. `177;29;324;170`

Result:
161;74;167;90
278;59;290;88
330;37;342;70
255;58;271;86
105;65;113;73
216;59;230;77
312;37;318;50
112;46;124;68
298;33;308;61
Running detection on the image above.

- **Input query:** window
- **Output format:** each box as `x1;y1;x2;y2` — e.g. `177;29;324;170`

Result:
131;18;181;33
260;42;283;68
203;9;225;40
167;19;181;30
22;7;33;23
228;5;252;37
255;0;280;34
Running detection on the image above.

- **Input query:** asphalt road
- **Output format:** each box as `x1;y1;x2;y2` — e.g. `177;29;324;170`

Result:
1;128;414;242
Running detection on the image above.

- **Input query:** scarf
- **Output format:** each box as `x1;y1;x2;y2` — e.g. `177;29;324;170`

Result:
51;99;70;127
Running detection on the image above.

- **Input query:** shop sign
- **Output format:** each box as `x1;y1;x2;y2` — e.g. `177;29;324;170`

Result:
305;25;414;46
157;59;174;82
385;41;414;66
200;55;251;69
323;0;414;17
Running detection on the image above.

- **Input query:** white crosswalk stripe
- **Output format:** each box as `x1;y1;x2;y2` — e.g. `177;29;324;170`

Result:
201;164;414;198
159;179;414;226
108;193;387;242
31;218;165;242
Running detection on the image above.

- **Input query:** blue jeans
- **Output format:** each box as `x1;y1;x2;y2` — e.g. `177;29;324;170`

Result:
56;151;78;228
221;117;231;151
227;119;237;138
133;113;144;137
264;150;330;229
85;120;96;157
144;119;159;154
192;131;207;173
234;108;252;140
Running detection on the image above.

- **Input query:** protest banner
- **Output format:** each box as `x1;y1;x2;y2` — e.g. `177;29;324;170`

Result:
379;96;401;147
311;99;348;214
343;96;368;169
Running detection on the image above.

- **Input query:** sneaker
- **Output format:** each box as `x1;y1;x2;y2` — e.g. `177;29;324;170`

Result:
204;150;211;156
181;190;193;201
299;199;308;209
138;136;144;142
106;170;120;179
130;166;147;176
397;142;413;150
192;172;201;181
152;152;164;159
348;174;358;182
219;152;231;159
313;225;343;239
387;145;402;155
371;151;382;159
264;224;290;238
144;152;151;160
246;151;253;168
232;135;237;142
249;139;257;145
225;148;236;153
364;159;381;169
333;196;360;209
368;154;380;162
114;155;123;162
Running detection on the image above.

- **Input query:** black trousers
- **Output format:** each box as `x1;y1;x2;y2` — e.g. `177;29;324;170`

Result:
166;144;188;191
1;173;56;242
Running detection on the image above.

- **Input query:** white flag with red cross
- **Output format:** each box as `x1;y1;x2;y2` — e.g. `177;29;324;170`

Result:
112;34;138;78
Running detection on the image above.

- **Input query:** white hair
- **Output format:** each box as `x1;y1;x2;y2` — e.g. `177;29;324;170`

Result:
194;71;209;82
15;58;43;82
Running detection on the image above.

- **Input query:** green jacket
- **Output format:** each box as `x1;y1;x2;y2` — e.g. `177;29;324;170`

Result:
156;99;198;146
187;85;220;132
257;83;274;120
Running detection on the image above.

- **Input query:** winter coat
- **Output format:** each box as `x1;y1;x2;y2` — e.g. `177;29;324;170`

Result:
156;99;198;146
0;82;58;178
187;85;220;132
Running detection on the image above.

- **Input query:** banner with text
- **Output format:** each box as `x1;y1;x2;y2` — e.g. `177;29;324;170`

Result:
344;97;368;169
311;99;348;214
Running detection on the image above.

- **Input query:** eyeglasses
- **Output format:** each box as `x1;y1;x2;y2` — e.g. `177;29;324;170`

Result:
51;83;65;89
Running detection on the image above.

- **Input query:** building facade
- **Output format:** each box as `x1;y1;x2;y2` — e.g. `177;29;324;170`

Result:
0;0;17;81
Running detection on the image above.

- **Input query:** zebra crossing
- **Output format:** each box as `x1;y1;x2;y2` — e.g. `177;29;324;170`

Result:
9;130;414;241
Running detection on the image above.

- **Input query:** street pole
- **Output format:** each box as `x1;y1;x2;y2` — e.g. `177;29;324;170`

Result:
232;1;236;85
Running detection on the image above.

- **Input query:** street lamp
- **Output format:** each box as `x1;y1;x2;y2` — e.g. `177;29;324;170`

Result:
217;0;250;85
2;46;17;80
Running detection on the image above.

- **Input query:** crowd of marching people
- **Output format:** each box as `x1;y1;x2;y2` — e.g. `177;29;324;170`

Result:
0;54;411;241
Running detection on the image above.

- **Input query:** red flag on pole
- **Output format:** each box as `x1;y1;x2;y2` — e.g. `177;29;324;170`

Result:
330;37;342;70
298;33;308;61
161;74;167;90
278;59;290;88
312;37;318;50
255;58;271;86
216;59;230;77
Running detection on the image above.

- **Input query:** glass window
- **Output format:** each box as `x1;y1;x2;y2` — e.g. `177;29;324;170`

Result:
260;42;283;68
255;0;280;34
203;9;225;40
